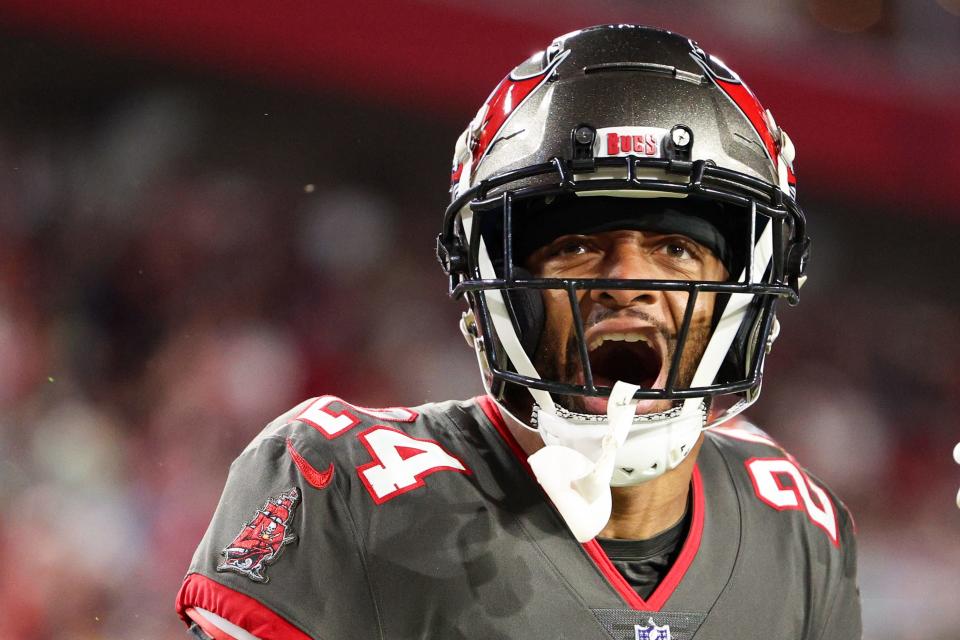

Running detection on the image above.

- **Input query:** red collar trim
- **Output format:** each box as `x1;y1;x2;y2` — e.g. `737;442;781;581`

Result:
582;466;705;611
476;395;531;472
476;395;705;612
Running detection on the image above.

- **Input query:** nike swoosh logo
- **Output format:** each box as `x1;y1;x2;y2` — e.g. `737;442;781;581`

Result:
286;437;334;489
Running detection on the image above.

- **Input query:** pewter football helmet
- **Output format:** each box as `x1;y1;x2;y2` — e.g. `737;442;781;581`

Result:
437;25;809;484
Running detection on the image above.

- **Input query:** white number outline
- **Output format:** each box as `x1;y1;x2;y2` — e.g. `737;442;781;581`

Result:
745;457;839;547
292;395;419;440
290;396;467;504
356;426;471;504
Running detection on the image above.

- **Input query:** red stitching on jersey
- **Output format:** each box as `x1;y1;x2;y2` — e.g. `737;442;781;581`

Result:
581;466;705;612
643;465;705;609
581;539;647;609
176;573;312;640
285;437;334;489
476;396;532;473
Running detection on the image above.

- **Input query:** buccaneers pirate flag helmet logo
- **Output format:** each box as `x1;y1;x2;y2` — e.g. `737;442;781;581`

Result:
217;487;300;583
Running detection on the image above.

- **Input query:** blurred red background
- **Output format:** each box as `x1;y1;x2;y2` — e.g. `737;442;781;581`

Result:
0;1;957;638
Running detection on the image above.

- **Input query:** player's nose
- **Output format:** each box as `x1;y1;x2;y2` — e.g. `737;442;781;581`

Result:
588;241;661;309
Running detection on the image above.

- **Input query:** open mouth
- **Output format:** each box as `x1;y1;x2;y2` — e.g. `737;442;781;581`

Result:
587;332;664;390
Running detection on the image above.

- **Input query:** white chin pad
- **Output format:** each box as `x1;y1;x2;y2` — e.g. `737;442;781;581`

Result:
609;407;704;486
527;382;639;542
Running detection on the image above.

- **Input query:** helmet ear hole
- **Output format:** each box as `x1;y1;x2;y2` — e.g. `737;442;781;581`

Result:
504;267;545;358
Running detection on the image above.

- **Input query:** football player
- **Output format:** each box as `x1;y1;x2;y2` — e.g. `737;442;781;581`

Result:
178;25;861;639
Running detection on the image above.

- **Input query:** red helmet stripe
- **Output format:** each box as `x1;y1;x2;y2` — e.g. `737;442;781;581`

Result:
714;78;796;186
471;73;547;167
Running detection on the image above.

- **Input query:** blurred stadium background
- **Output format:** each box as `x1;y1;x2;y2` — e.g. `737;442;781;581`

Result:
0;1;957;638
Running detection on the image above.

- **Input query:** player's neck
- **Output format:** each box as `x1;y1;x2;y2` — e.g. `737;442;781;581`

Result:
504;415;702;541
601;437;701;540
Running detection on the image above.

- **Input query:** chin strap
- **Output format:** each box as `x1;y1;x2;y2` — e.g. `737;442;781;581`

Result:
527;382;640;542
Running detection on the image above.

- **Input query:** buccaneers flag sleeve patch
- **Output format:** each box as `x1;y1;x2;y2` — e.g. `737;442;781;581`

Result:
216;487;300;583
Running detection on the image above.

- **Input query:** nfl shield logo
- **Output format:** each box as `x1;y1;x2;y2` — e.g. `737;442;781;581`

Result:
635;617;671;640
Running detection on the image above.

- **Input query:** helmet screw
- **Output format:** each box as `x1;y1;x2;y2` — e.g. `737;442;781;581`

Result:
671;126;692;148
574;126;595;145
669;125;694;161
570;125;597;170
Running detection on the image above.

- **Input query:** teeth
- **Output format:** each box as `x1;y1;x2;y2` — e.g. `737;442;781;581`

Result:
588;332;650;352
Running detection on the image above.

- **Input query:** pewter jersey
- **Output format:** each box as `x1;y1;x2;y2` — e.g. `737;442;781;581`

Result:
177;395;861;639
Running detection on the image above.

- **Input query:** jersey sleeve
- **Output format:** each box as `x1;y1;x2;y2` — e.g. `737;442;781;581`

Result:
176;400;382;640
816;500;862;639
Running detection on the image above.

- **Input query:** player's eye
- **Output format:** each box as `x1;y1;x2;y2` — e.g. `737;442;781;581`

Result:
658;237;702;262
549;235;595;257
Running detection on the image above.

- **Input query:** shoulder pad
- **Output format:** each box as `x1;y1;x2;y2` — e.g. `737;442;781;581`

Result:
708;416;855;551
242;395;420;451
287;395;419;435
708;416;785;454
